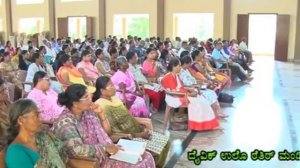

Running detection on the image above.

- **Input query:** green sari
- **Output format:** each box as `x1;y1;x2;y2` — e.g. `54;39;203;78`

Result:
96;96;170;168
5;131;66;168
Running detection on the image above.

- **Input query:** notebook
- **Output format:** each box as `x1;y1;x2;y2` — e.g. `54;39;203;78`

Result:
109;139;147;164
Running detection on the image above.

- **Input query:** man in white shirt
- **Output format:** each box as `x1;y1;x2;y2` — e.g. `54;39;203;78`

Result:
178;41;189;57
238;37;253;64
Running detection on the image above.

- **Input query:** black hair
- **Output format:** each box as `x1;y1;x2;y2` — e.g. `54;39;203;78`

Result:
3;51;10;58
129;39;134;45
149;44;155;48
85;46;92;51
119;46;127;56
92;76;110;102
0;77;5;86
97;40;103;45
32;52;41;63
95;48;103;57
5;41;11;46
109;47;117;56
71;48;78;55
181;41;188;46
6;99;38;145
198;46;205;52
59;54;71;64
18;50;30;70
28;46;34;52
191;50;200;61
180;55;192;65
21;50;28;56
160;49;169;62
126;51;136;61
58;84;87;109
146;47;156;55
62;44;69;52
180;50;190;59
167;58;180;72
81;50;91;61
33;71;47;87
66;39;71;44
163;41;169;46
38;46;45;52
157;42;163;49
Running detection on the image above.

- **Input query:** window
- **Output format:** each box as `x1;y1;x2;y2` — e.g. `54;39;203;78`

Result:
173;13;214;40
68;17;87;40
16;0;44;5
18;17;44;34
113;14;149;39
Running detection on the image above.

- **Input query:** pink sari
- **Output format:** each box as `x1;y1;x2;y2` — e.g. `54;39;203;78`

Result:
80;112;155;168
77;61;99;80
142;60;158;78
111;70;149;117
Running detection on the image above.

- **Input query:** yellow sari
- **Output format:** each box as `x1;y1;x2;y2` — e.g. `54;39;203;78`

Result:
56;65;95;93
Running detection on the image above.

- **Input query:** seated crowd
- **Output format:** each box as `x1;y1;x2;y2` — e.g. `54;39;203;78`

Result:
0;35;255;168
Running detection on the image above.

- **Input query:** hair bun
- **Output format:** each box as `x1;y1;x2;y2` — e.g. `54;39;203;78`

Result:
58;92;68;106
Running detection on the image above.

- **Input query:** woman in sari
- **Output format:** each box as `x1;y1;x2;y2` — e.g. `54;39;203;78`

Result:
142;48;164;82
5;99;66;168
18;50;31;71
109;47;118;74
111;57;149;117
0;52;18;73
0;77;11;131
56;54;95;93
25;52;62;93
161;58;220;131
4;41;16;56
179;51;221;93
127;51;165;113
93;76;170;168
179;56;228;118
191;48;231;90
95;49;112;76
27;71;64;123
77;50;100;83
53;84;155;168
11;47;21;66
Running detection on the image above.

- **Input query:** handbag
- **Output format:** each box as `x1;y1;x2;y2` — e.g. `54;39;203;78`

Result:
169;108;188;131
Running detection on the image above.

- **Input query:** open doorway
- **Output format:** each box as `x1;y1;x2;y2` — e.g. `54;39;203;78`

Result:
248;14;277;56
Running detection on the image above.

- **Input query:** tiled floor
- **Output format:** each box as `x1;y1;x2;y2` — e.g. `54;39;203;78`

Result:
151;56;300;168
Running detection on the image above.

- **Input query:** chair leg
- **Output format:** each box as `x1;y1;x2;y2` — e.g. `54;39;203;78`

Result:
163;105;171;131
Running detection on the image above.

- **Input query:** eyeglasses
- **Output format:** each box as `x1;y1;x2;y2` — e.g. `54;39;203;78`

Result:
79;94;90;101
42;77;50;81
22;111;40;119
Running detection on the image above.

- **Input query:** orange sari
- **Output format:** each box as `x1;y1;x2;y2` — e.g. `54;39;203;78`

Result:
56;65;96;93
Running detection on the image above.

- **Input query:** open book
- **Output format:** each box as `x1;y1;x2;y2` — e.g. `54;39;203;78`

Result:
109;139;146;164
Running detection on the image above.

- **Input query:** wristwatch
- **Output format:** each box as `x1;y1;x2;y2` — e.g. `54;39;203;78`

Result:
102;146;107;153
